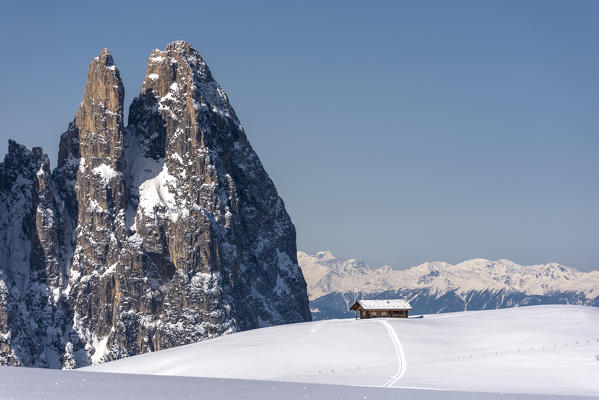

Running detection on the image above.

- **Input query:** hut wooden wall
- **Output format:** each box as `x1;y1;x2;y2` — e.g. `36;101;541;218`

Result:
359;309;408;319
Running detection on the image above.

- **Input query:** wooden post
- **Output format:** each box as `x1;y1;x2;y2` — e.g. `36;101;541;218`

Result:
355;309;358;320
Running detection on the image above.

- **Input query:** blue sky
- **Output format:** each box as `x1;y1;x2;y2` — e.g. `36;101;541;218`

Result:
1;1;597;270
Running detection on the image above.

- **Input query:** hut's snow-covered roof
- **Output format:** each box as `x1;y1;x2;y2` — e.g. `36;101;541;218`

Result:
352;299;412;310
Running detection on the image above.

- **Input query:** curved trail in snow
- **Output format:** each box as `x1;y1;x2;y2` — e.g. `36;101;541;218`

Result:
378;319;406;387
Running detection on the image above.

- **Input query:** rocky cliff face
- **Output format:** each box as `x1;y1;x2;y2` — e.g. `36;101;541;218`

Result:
0;141;70;367
0;42;310;368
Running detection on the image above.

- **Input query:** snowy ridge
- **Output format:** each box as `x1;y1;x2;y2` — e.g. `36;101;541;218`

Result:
300;251;599;319
299;251;599;301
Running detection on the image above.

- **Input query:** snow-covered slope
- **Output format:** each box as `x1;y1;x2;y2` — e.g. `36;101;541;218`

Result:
85;305;599;397
299;251;599;319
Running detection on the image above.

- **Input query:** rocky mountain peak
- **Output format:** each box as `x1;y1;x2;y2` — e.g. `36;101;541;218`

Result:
97;48;114;61
139;41;235;129
83;49;124;117
2;141;52;193
165;40;195;54
5;140;32;167
77;48;125;170
0;43;310;368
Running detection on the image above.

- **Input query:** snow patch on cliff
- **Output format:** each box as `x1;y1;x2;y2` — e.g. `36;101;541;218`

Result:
138;164;177;218
92;163;118;186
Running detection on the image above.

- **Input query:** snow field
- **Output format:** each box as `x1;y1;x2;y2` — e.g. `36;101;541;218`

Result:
1;305;597;399
389;306;599;396
1;367;594;400
88;317;400;386
87;305;599;396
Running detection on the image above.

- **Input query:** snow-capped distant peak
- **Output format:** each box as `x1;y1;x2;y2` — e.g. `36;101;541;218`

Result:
298;251;599;301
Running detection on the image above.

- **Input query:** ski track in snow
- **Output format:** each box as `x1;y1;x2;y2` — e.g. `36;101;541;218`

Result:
378;319;406;387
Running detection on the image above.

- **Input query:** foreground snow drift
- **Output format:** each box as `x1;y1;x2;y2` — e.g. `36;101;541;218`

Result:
0;367;594;400
87;305;599;396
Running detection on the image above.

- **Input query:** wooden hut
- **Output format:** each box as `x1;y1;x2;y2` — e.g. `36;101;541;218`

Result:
350;299;412;319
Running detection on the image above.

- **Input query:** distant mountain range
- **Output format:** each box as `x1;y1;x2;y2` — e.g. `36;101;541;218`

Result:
298;251;599;320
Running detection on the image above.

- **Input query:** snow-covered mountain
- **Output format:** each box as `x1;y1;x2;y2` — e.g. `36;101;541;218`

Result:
298;251;599;319
0;42;310;369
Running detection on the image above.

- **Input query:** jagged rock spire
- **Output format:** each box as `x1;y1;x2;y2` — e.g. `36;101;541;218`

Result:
77;48;125;172
70;48;128;271
0;43;311;369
